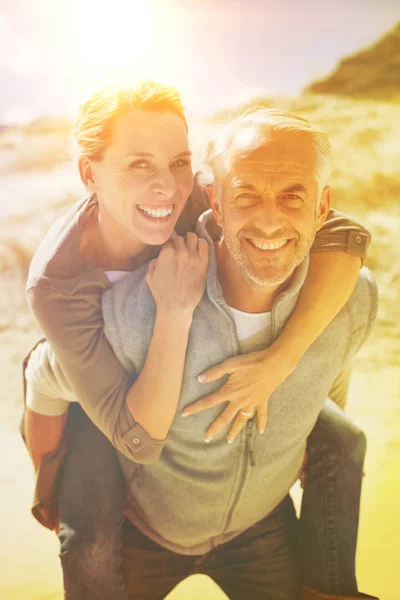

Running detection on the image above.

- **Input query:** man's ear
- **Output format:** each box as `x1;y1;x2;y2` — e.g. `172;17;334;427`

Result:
78;156;97;193
206;183;223;227
316;186;331;230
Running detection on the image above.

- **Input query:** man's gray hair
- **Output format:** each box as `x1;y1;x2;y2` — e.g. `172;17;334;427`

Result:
205;108;333;198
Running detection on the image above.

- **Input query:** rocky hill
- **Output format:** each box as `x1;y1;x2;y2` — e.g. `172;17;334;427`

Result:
305;22;400;100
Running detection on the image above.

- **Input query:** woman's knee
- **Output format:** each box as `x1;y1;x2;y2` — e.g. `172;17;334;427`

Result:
59;520;121;570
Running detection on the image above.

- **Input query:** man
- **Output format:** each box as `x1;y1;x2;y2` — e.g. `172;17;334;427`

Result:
25;108;378;599
98;108;377;599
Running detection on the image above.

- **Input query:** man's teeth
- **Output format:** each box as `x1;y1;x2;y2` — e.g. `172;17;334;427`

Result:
138;205;173;218
250;239;288;250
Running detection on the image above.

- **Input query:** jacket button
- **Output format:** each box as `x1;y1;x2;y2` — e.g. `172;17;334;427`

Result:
355;235;363;244
132;437;141;445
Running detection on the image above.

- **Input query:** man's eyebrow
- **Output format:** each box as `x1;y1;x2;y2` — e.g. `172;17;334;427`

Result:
231;181;258;192
280;184;308;194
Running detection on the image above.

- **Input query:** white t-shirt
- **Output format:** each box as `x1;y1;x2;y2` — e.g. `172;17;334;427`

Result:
105;270;131;284
227;305;272;342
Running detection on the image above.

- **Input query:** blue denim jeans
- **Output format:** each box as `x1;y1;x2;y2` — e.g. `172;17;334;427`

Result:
121;494;300;600
300;398;366;595
58;404;126;600
58;398;366;599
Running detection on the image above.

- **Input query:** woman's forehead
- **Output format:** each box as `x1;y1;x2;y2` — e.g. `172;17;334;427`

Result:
108;108;189;153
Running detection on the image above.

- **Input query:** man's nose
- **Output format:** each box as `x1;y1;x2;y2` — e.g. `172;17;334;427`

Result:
153;170;178;198
253;200;282;233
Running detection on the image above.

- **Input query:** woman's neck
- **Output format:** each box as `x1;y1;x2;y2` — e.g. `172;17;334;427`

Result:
80;201;158;271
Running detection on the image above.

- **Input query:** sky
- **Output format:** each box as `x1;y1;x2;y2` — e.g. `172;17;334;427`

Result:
0;0;399;123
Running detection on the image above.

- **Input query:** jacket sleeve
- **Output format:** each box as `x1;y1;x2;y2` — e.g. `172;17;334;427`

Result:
26;275;164;464
312;209;371;263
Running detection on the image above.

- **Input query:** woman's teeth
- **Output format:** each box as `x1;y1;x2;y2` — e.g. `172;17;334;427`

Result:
250;239;288;250
138;205;173;218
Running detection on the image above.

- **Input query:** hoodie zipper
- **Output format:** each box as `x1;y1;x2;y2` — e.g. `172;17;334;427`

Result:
215;300;259;533
216;292;288;533
222;419;257;532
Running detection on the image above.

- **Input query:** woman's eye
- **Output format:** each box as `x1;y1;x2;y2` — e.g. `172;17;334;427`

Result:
131;161;148;169
172;159;191;168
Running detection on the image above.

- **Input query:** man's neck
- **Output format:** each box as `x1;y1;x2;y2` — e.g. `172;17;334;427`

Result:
215;242;291;313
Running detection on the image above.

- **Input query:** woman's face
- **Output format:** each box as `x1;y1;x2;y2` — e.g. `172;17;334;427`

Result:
87;108;194;246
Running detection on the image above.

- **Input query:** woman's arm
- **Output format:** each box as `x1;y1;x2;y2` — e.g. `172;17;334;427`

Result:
26;234;208;462
183;210;371;442
124;234;209;441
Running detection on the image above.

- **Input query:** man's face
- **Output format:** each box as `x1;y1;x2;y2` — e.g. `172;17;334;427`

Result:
213;138;330;286
86;108;194;246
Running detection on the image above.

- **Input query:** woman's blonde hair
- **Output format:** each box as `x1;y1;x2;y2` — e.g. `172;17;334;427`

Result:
74;80;187;159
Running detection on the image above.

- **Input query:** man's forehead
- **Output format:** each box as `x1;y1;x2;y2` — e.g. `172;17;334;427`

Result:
231;137;316;167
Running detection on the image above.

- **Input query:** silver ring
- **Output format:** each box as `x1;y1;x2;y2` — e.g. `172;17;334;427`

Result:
240;410;255;418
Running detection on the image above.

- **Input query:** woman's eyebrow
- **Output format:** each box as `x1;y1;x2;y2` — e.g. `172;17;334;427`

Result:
124;151;192;160
172;151;192;159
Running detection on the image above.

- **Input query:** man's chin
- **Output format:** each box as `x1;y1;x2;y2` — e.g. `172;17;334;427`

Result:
242;263;295;287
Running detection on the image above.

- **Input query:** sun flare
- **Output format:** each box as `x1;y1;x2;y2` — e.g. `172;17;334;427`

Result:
59;0;186;103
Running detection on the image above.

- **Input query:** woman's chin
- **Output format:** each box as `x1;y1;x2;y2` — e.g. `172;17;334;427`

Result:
139;226;176;247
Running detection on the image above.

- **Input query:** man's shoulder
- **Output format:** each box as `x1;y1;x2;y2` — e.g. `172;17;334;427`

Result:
102;264;155;333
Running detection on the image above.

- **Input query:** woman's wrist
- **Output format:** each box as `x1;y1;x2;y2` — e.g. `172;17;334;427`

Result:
262;337;301;373
155;307;194;330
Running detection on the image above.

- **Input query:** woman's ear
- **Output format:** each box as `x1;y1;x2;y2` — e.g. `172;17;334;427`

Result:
206;184;223;227
78;156;97;193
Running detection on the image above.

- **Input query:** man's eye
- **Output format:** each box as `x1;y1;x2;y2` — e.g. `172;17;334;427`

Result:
130;161;148;169
237;193;258;200
281;195;303;207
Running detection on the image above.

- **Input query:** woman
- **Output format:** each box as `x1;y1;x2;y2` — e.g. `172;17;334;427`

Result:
23;81;374;599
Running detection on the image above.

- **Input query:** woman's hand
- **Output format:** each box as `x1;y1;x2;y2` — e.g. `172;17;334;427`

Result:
146;233;209;319
182;346;297;443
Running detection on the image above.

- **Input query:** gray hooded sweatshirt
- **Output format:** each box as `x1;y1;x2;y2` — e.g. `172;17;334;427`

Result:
102;210;378;556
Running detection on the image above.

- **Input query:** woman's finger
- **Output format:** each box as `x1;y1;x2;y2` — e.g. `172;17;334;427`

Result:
185;231;199;254
256;402;269;434
182;389;227;416
226;411;254;443
198;357;238;383
172;235;187;252
204;404;239;442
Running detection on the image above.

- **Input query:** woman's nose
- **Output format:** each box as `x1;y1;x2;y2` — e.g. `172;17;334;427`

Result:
153;171;178;198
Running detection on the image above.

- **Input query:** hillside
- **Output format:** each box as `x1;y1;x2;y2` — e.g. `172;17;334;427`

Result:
305;22;400;100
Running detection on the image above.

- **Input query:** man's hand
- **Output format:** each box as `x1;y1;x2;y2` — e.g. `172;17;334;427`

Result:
182;346;297;443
